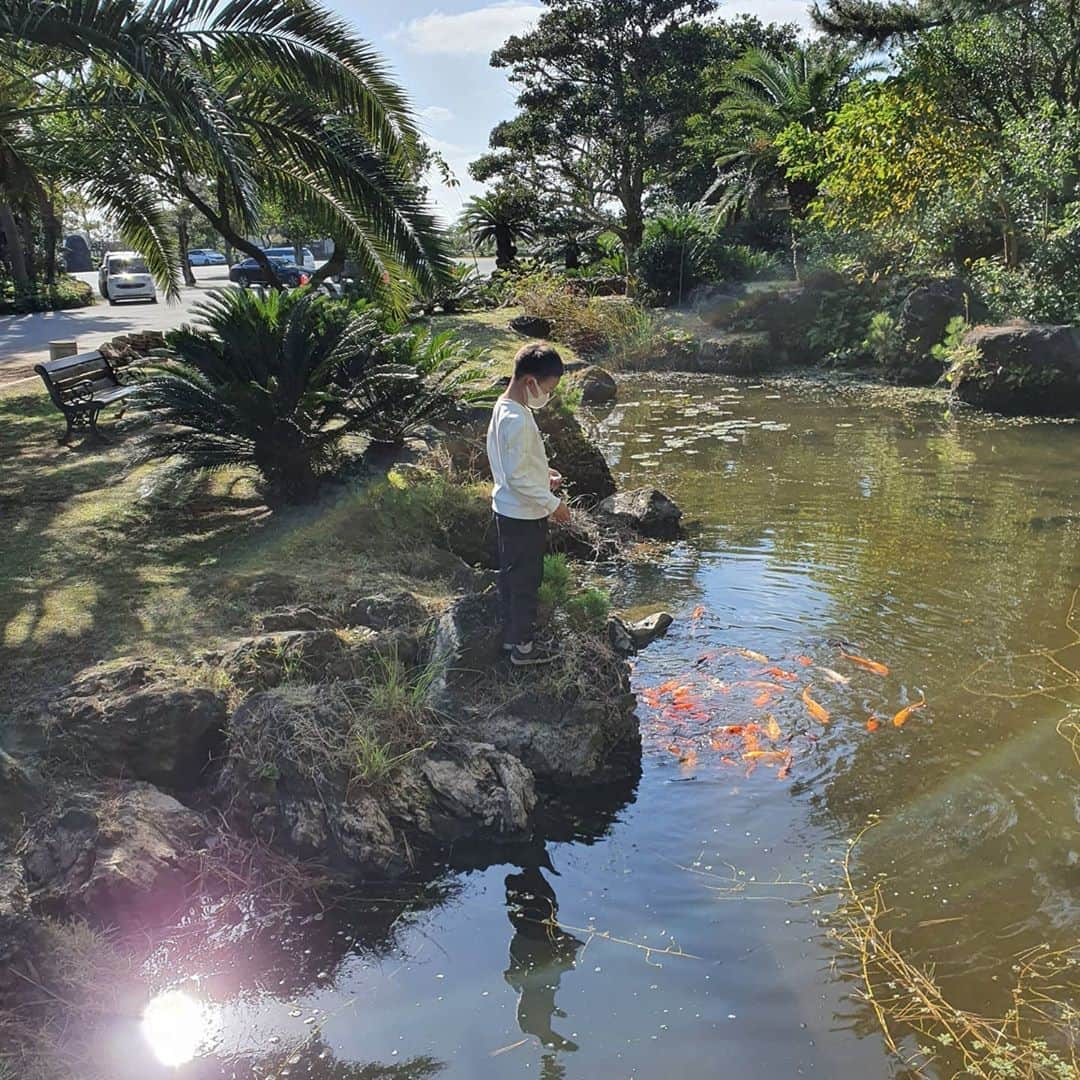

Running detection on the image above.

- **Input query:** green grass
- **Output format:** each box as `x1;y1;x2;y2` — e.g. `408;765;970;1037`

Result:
416;306;581;378
0;382;484;717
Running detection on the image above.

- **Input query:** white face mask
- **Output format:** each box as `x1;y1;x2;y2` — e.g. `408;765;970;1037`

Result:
525;379;551;410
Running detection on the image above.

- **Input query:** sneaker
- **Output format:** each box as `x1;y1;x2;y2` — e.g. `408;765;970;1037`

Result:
509;641;560;667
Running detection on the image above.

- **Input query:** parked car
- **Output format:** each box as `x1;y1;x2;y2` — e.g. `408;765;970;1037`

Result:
98;252;157;305
228;256;311;288
187;249;227;266
262;245;316;269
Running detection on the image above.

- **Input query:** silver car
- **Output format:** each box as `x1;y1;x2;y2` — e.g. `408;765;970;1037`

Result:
262;245;316;269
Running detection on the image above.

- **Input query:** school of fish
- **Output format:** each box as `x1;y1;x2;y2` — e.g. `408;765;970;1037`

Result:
639;626;927;782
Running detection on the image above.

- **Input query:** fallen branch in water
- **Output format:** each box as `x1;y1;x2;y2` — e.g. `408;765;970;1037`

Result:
831;820;1080;1079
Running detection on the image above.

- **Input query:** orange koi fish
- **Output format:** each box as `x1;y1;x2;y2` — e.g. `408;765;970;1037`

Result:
794;655;813;667
756;666;798;682
742;750;789;764
691;604;707;621
737;680;787;691
840;650;890;676
866;716;881;732
752;689;774;708
891;695;926;728
729;647;770;663
763;714;783;741
801;685;830;724
817;666;851;687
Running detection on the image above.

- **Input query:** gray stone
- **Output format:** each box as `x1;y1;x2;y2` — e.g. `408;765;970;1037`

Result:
217;683;535;878
0;852;32;972
430;592;503;692
22;782;208;925
258;605;338;633
204;627;381;691
626;612;674;649
0;751;45;840
44;659;228;790
345;591;428;632
536;407;616;503
509;314;552;338
606;616;636;655
572;365;618;405
689;284;745;327
950;323;1080;415
597;488;683;539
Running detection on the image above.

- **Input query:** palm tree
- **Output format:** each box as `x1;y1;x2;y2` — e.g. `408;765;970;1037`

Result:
0;0;451;300
703;43;882;221
461;188;536;270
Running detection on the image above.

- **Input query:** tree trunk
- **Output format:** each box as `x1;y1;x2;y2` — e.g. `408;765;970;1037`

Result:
180;178;284;288
309;239;345;287
0;202;30;289
177;218;196;286
42;195;60;285
19;210;36;283
494;226;516;270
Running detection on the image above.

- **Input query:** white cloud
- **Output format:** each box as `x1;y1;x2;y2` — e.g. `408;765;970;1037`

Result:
393;2;542;55
718;0;817;32
418;104;454;124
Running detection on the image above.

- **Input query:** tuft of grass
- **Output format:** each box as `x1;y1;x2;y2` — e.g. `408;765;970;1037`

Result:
538;553;573;609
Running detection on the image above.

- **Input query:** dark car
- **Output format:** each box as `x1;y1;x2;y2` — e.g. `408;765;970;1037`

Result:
228;256;311;287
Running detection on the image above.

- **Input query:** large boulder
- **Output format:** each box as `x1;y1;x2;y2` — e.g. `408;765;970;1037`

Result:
509;314;553;338
216;683;535;877
460;645;639;784
0;750;45;839
608;611;675;655
430;592;504;690
890;278;975;384
43;659;228;790
949;323;1080;415
203;627;385;692
597;488;684;539
535;407;616;503
689;284;746;327
21;782;208;925
570;365;618;405
723;284;825;362
257;604;338;633
345;591;429;632
693;332;778;374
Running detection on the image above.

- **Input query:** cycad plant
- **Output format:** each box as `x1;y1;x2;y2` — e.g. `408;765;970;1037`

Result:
461;187;536;269
132;289;482;504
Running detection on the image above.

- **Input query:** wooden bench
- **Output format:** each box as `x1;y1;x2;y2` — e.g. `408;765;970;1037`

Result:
34;351;137;443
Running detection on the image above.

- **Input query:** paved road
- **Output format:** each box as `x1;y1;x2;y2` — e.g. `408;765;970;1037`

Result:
0;266;239;386
0;256;497;388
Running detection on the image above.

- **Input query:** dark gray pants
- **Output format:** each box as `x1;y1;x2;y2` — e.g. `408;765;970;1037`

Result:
495;513;548;647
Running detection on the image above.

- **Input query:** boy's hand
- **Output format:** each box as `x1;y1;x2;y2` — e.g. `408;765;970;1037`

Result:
550;501;571;526
549;468;563;492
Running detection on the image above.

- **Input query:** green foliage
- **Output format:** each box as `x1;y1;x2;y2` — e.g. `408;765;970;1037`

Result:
930;315;972;366
538;553;573;609
565;588;613;633
637;204;784;302
863;311;903;367
0;275;92;314
539;554;612;633
132;288;483;503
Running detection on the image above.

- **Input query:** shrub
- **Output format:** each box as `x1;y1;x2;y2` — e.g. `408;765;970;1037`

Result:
637;205;784;304
863;311;903;367
132;288;485;504
538;553;611;633
0;274;93;314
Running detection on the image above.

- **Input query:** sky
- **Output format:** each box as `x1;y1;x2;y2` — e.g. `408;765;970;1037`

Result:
325;0;818;225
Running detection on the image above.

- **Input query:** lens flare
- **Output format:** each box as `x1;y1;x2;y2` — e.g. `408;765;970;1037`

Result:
141;989;205;1067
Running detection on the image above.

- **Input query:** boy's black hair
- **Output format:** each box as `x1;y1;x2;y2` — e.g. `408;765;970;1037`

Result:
513;342;564;380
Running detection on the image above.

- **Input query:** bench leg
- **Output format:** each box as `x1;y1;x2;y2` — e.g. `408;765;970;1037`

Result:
59;413;75;445
88;407;108;441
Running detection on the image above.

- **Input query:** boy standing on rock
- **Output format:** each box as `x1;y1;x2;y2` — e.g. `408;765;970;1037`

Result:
487;343;571;667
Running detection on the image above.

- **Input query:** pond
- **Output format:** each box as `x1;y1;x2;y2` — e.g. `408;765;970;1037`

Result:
122;374;1080;1079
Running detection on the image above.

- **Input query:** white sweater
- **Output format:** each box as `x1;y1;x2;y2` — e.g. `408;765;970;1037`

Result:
487;397;561;519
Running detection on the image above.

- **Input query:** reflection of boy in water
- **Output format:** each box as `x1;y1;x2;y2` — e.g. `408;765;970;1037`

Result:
503;866;583;1055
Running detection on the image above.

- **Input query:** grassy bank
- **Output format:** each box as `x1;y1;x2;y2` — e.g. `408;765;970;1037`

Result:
0;379;494;717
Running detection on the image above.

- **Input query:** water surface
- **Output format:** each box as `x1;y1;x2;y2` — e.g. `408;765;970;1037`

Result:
126;374;1080;1078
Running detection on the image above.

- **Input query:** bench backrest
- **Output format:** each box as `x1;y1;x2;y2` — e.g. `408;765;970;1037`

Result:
34;351;120;406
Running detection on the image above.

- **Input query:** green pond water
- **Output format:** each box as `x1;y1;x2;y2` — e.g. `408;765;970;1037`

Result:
125;374;1080;1079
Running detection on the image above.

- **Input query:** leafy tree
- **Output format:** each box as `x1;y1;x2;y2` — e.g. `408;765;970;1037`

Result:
701;42;882;223
471;0;719;271
460;186;537;269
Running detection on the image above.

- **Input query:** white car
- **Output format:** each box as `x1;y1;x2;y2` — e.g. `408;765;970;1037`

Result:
187;248;227;266
262;245;316;269
98;252;157;305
